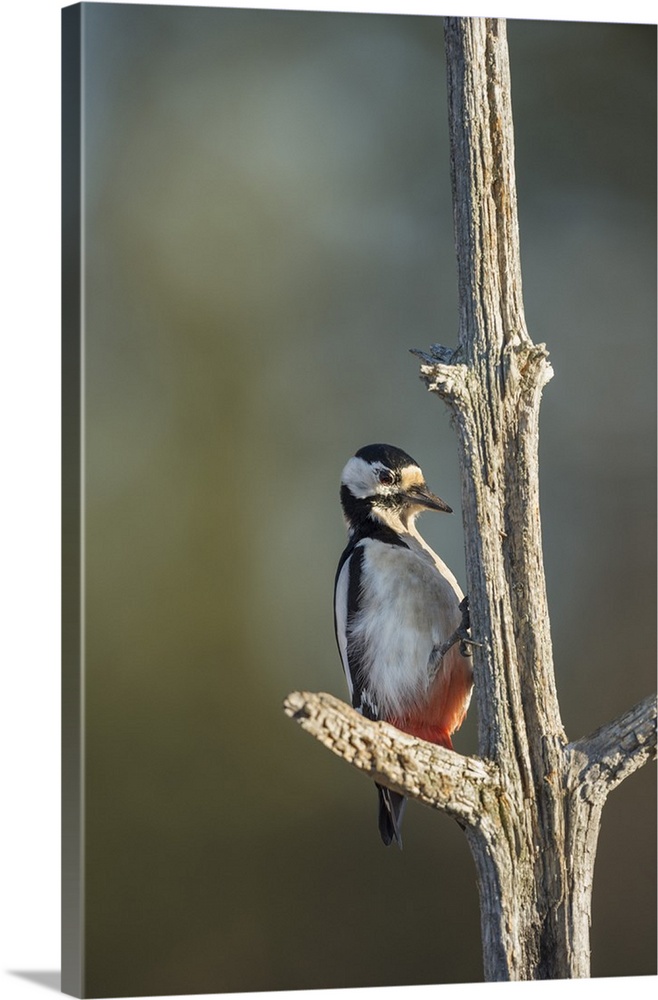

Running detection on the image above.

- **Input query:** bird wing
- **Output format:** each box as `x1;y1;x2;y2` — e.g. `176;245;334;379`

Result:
335;540;407;848
333;540;379;718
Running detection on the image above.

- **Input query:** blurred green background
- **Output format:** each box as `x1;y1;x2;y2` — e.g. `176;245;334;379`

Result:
75;3;655;995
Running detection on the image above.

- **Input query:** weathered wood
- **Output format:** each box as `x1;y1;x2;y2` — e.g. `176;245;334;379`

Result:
283;690;502;830
285;15;657;983
415;16;656;980
430;18;566;977
284;690;656;980
569;693;657;797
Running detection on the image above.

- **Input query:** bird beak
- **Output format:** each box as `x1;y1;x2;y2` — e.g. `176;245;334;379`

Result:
404;485;453;514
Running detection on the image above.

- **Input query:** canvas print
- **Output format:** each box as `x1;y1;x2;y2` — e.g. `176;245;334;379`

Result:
62;3;656;997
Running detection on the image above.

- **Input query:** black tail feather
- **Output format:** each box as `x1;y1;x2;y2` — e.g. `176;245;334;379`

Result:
376;784;406;848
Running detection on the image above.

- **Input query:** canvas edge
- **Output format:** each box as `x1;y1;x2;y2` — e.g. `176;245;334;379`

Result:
61;3;85;997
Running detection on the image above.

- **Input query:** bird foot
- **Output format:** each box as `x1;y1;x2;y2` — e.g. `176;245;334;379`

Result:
430;596;481;675
456;595;482;657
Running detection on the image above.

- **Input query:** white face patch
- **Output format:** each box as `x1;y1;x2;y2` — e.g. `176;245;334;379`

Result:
340;456;383;499
341;456;424;500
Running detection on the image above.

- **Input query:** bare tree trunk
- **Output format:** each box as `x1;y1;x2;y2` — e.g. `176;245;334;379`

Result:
285;16;656;982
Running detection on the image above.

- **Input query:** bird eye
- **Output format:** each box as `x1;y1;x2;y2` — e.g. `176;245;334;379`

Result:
378;470;395;486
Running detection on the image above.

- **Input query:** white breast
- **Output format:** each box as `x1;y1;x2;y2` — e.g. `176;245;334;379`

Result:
350;537;464;718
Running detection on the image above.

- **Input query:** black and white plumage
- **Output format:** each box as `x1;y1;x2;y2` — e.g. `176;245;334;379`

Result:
333;443;473;847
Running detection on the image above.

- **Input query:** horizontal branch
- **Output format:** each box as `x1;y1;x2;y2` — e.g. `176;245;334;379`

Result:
567;693;657;799
284;690;502;828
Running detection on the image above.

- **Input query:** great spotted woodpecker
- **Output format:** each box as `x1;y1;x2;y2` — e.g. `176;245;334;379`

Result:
333;443;473;847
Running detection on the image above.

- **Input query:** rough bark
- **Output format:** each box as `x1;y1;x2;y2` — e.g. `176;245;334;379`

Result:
284;688;656;980
283;690;502;828
285;16;657;982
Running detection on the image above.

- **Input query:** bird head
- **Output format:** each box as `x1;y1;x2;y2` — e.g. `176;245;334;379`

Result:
340;443;452;534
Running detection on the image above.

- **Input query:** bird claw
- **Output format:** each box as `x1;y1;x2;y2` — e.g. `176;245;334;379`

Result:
429;595;482;674
457;595;482;657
